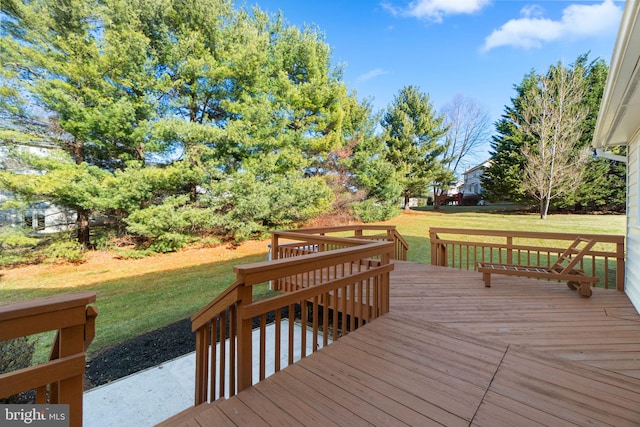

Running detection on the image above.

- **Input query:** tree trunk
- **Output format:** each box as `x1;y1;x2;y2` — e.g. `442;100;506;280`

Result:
404;191;410;210
77;207;91;248
540;198;550;219
71;139;91;246
190;183;197;203
433;186;441;210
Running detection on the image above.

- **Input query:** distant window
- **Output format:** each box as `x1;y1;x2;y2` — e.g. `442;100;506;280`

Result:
24;211;45;231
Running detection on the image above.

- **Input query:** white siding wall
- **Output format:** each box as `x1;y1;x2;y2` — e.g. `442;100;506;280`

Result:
626;134;640;312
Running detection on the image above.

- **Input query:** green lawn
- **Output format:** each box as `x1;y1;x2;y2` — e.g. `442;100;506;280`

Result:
0;207;626;359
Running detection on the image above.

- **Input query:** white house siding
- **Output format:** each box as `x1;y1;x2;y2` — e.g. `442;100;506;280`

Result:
0;199;75;233
627;134;640;312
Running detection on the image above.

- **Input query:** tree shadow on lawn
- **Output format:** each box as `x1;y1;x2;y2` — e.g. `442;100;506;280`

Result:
410;204;531;214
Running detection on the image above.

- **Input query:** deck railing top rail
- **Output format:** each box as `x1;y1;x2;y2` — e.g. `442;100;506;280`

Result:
268;230;374;247
430;227;625;243
235;241;394;283
272;225;408;261
0;291;96;338
287;224;401;234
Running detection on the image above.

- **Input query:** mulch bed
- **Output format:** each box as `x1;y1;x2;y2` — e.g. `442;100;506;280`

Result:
84;318;195;390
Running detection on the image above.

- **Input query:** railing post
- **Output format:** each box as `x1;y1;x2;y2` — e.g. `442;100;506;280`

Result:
381;251;391;314
430;230;438;265
59;323;85;427
194;325;210;405
506;236;513;265
430;231;447;266
616;241;625;291
271;233;279;261
236;284;253;393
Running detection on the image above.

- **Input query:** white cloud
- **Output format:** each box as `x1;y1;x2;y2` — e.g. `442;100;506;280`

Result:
520;5;544;19
482;0;623;52
383;0;491;23
356;68;389;83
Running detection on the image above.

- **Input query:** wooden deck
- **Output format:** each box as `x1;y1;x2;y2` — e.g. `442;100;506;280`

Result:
158;262;640;426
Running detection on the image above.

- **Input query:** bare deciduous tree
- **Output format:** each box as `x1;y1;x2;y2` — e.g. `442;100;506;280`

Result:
520;62;589;219
434;94;491;208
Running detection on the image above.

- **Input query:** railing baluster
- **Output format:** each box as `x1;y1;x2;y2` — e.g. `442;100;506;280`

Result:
342;286;348;334
275;309;281;372
312;296;319;352
300;300;307;359
357;280;363;328
259;314;266;381
35;386;47;404
332;289;338;341
349;283;356;331
373;276;379;319
323;292;329;347
209;317;217;401
219;311;226;398
288;304;295;366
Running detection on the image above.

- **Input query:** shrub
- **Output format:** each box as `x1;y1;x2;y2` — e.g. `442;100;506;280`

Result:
114;248;156;259
43;240;85;263
204;172;334;242
151;232;193;253
125;196;213;252
351;199;400;223
196;236;223;248
0;337;35;403
0;227;41;267
0;227;39;248
91;227;118;251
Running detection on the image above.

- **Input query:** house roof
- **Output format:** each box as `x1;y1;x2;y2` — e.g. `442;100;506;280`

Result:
463;160;491;176
592;0;640;148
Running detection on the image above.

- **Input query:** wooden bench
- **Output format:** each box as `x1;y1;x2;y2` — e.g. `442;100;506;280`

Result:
477;237;599;297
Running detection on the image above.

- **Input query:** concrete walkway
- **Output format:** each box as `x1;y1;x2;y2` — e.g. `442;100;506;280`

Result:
83;321;325;427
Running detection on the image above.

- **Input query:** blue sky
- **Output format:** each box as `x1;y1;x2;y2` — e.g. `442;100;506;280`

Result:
249;0;625;162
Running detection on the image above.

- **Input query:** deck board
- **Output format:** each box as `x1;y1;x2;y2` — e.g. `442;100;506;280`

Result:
157;262;640;426
299;351;442;426
282;363;409;427
215;397;269;426
234;388;300;426
390;262;640;381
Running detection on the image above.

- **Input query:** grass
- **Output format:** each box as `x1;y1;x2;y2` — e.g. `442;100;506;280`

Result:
0;207;626;360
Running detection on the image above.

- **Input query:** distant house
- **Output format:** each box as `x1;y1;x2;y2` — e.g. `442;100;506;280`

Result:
461;160;491;196
0;146;75;233
592;0;640;313
0;191;75;233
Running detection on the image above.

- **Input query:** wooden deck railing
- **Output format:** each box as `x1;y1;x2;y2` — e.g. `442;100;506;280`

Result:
273;224;408;261
430;228;625;291
190;230;396;405
0;291;98;427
